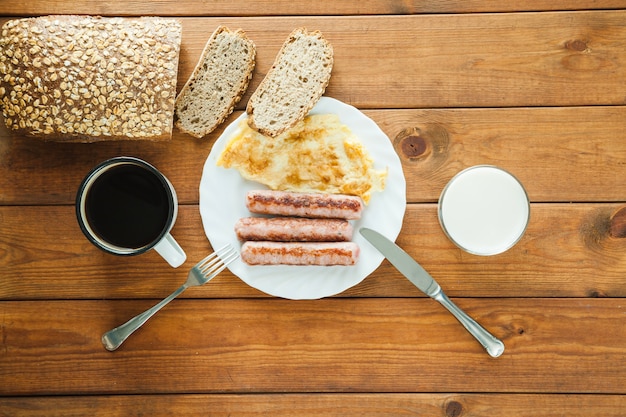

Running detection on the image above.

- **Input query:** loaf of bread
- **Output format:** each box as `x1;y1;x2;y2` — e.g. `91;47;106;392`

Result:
0;15;182;142
175;26;255;138
246;28;333;137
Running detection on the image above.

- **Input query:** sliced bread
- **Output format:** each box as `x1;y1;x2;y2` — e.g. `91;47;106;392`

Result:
175;26;256;138
246;28;333;137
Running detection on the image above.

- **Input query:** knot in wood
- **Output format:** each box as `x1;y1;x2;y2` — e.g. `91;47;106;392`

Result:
565;39;589;52
588;289;608;298
400;134;427;158
609;206;626;239
394;127;430;160
394;125;449;169
445;400;464;417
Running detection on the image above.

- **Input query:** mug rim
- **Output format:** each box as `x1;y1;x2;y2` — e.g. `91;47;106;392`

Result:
75;156;176;256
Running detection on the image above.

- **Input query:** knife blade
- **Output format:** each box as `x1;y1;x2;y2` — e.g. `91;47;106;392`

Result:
360;227;505;358
360;228;441;297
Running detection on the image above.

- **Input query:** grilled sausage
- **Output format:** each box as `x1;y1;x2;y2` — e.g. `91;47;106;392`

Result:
235;217;353;242
246;190;363;220
241;241;360;266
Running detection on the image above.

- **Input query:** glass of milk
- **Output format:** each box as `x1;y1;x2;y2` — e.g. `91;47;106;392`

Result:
438;165;530;256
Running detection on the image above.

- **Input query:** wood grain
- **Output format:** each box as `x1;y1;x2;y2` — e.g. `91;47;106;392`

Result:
1;12;625;109
1;106;625;205
1;394;625;417
0;299;624;395
2;1;626;16
1;203;625;300
181;13;626;109
1;4;625;414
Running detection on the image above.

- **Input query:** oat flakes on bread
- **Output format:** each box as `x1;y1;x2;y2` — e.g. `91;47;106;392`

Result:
0;15;182;142
246;28;333;137
175;25;256;138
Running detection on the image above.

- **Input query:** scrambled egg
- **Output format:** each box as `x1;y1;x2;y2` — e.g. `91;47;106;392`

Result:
217;114;387;204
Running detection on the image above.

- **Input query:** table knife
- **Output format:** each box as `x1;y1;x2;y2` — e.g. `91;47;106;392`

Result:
360;227;505;358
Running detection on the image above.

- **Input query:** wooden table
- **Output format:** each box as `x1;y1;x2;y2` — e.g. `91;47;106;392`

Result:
1;2;625;415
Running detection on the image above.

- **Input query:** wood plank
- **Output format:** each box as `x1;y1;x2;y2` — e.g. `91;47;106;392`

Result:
1;203;625;300
1;12;625;109
1;393;625;417
380;106;626;203
2;1;626;16
187;13;626;109
0;299;624;395
1;106;625;205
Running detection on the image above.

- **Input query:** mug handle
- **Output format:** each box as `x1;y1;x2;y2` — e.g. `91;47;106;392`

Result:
153;233;187;268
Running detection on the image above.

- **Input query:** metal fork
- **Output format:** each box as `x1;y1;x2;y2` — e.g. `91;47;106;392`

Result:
102;244;239;351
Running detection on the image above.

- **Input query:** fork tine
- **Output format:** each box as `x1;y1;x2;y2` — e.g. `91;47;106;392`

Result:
199;248;238;279
220;248;239;264
195;248;220;269
199;246;227;269
198;244;238;276
196;244;230;270
198;252;222;273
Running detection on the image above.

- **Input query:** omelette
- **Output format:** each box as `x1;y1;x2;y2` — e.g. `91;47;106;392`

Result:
216;114;387;204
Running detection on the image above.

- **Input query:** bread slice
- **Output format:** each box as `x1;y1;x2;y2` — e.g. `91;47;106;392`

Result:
175;26;256;138
246;28;333;137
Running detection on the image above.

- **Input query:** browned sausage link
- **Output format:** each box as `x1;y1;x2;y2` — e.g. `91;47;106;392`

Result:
246;190;363;220
241;241;360;266
235;217;354;242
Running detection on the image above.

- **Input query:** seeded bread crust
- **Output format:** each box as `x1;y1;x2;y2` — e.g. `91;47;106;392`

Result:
175;25;256;138
0;15;182;142
246;28;333;137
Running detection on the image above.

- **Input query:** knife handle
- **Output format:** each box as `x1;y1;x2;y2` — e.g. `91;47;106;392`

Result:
433;290;505;358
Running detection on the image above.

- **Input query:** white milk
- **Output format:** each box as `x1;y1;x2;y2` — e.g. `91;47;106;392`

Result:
438;165;530;256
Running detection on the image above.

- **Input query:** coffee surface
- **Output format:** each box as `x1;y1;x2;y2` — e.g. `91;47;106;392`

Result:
85;164;171;249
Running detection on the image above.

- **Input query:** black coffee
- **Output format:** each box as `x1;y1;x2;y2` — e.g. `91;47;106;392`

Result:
85;164;172;249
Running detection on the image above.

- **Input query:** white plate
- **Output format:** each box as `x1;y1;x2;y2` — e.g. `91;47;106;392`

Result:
199;97;406;299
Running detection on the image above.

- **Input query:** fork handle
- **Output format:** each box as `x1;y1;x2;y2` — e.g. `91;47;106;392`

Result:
102;284;188;351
